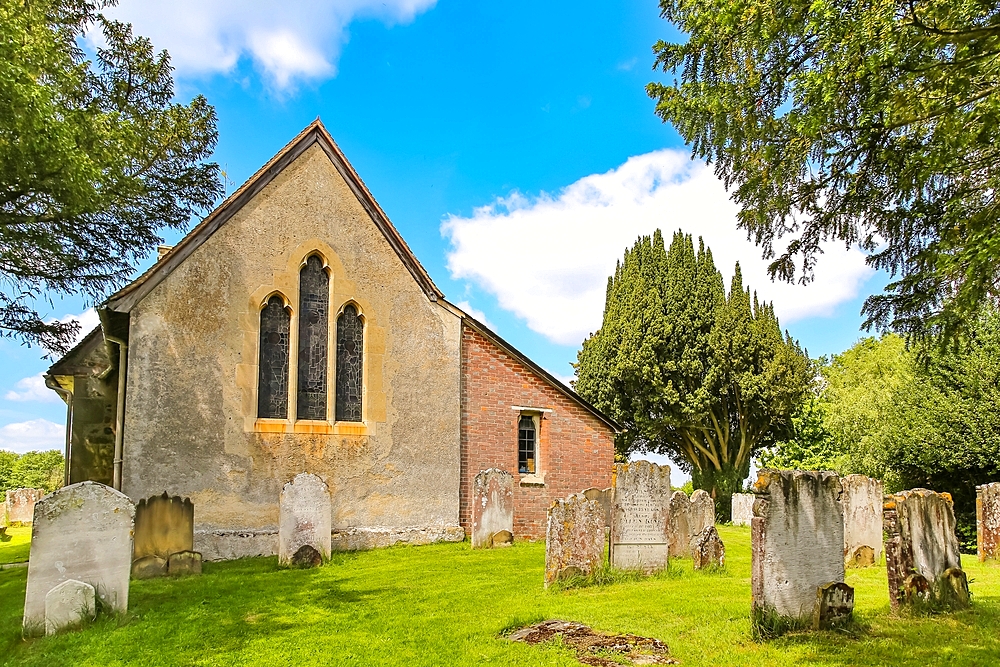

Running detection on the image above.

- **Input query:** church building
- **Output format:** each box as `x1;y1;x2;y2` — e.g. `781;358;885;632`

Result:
45;121;617;559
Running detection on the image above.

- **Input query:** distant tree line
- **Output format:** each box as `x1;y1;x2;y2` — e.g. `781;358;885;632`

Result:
0;450;64;495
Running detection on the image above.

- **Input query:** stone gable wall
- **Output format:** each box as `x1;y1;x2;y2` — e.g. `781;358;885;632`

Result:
459;325;615;538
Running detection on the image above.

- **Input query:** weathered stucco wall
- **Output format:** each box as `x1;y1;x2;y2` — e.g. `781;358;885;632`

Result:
121;143;463;559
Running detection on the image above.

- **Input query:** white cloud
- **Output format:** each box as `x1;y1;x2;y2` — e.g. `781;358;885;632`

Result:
442;150;874;346
102;0;437;88
5;374;60;404
49;308;101;351
0;419;64;454
453;300;495;330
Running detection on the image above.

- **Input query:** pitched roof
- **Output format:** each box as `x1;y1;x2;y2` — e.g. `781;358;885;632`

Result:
444;300;621;433
105;119;443;313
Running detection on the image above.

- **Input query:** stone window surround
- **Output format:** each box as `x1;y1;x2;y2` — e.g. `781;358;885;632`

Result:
244;241;385;437
513;406;550;487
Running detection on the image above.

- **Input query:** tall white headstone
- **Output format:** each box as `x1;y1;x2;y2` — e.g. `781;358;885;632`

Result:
841;474;883;567
690;489;715;534
611;461;671;572
731;493;754;526
471;468;514;548
279;473;332;566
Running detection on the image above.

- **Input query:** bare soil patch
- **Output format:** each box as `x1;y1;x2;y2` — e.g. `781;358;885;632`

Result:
507;620;677;665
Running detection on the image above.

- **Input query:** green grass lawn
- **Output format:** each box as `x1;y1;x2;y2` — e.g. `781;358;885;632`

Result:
2;525;999;666
0;527;31;565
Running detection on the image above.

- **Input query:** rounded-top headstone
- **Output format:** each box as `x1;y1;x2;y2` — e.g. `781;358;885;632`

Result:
44;579;96;635
472;468;514;549
668;491;692;558
689;489;715;533
23;481;135;636
279;473;332;566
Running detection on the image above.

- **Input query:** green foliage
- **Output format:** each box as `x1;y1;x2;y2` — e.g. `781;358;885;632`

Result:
575;230;810;518
0;451;64;495
758;393;843;472
648;0;1000;344
0;0;222;353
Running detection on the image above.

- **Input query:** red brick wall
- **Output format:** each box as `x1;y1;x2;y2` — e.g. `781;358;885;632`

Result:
460;324;616;539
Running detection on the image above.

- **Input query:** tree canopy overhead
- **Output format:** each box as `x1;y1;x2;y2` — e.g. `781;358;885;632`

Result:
1;0;222;353
648;0;1000;344
575;230;810;517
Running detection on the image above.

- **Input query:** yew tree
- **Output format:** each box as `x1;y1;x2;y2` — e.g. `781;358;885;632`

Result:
575;230;810;517
1;0;222;353
648;0;1000;344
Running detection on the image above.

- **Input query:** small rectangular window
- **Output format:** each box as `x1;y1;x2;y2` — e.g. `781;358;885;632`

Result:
518;415;536;474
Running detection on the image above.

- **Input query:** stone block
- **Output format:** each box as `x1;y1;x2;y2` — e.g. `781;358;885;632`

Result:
690;526;725;570
278;473;331;566
668;491;692;558
44;579;96;636
167;550;203;576
544;496;605;587
489;530;513;547
884;488;966;609
842;475;883;568
610;461;671;572
690;489;715;533
5;488;45;525
977;482;1000;561
812;582;854;631
131;555;167;579
22;481;134;636
133;493;194;563
581;487;612;531
471;468;514;549
751;470;845;623
731;493;754;527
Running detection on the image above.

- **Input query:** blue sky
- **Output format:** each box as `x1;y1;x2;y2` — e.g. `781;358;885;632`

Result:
0;0;887;466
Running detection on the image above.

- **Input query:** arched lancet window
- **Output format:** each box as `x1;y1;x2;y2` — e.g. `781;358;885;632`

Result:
258;295;290;419
297;255;329;420
335;304;364;422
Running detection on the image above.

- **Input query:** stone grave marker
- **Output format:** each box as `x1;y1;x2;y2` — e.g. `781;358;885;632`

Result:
133;493;196;578
131;555;167;579
690;526;725;570
731;493;754;527
22;481;134;636
44;579;96;636
471;468;514;549
751;470;849;625
977;482;1000;562
690;489;715;534
668;491;692;558
611;461;671;572
279;473;332;567
167;550;203;576
841;474;883;567
813;582;854;631
581;487;613;532
884;488;967;609
544;495;605;587
5;488;45;525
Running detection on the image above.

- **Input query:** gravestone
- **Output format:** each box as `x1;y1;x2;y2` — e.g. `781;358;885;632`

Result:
167;550;203;576
611;461;671;572
131;555;167;579
668;491;692;558
471;468;514;549
690;489;715;534
751;470;848;624
731;493;754;527
581;487;613;531
22;481;134;636
133;493;195;578
841;475;883;567
44;579;96;636
690;526;725;570
884;488;967;609
279;473;332;566
977;482;1000;562
544;495;605;587
813;582;854;631
5;488;45;525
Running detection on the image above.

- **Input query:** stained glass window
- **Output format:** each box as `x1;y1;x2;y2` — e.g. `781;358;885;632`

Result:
297;255;329;420
257;295;290;419
336;304;364;422
518;416;536;474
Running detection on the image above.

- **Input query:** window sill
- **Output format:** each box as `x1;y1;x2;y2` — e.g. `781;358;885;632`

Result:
252;419;369;436
519;473;546;487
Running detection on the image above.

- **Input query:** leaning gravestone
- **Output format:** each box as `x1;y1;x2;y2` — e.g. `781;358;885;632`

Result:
472;468;514;549
23;482;134;636
44;579;95;635
690;489;715;534
841;474;883;567
611;461;671;572
279;473;332;566
977;482;1000;562
668;491;692;558
884;488;967;609
690;526;725;570
544;495;605;587
133;493;195;578
731;493;754;527
6;488;45;525
751;470;850;628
